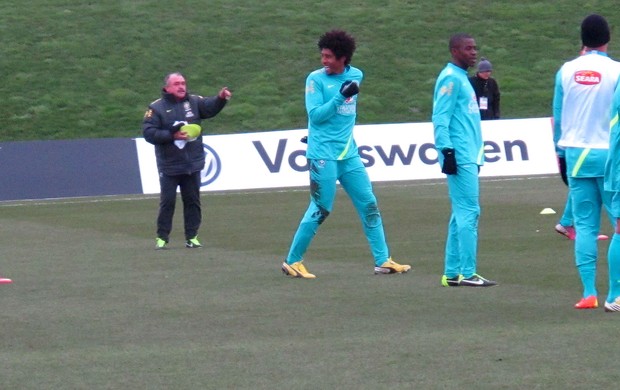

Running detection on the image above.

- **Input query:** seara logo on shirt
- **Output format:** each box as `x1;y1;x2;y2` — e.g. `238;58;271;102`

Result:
574;70;601;85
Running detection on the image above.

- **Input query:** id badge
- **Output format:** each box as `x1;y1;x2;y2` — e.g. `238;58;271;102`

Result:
479;97;488;110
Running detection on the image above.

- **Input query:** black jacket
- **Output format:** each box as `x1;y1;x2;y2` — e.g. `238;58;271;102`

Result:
143;90;227;175
468;75;500;120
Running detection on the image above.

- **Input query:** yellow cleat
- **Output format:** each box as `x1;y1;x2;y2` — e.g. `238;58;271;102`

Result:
374;258;411;274
282;261;316;279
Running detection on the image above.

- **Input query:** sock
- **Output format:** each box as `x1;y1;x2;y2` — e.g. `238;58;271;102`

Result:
607;233;620;303
579;267;597;298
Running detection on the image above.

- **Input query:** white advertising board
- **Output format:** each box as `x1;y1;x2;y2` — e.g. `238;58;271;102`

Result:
134;117;557;194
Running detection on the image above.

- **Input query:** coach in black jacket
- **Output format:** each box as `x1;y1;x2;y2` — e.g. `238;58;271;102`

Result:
143;72;231;250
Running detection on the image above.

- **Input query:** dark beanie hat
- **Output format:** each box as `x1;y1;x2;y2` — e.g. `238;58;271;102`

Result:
477;58;492;72
581;14;610;48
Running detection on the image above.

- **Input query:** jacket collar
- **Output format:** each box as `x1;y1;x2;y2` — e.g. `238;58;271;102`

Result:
161;89;188;103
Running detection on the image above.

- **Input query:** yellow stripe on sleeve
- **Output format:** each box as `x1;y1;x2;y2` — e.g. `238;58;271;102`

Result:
611;113;619;129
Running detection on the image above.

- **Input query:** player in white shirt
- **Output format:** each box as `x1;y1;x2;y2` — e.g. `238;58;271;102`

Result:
553;14;620;309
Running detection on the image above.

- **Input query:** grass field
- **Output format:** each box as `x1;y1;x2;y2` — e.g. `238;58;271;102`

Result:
2;1;620;141
1;176;618;389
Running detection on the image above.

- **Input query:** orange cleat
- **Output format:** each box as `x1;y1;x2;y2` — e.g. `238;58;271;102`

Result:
574;295;598;309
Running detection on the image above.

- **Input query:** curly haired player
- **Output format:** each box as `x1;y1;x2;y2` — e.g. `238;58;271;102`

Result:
281;30;410;278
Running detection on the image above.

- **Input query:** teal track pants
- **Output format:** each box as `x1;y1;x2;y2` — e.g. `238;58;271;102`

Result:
444;163;480;279
286;157;389;267
569;176;611;298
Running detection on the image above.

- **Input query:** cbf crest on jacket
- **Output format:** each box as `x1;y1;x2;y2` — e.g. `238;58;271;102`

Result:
143;90;227;176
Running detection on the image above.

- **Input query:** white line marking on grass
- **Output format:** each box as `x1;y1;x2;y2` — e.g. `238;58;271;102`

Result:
0;175;559;208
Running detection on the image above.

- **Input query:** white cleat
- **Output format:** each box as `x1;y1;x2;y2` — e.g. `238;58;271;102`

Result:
604;297;620;312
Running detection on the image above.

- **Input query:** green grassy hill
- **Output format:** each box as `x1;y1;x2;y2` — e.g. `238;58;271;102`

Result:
0;1;618;141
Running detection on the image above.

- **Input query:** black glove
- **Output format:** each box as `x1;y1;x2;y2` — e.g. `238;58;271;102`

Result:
171;123;184;133
300;135;308;144
441;148;457;175
558;157;568;186
340;80;359;98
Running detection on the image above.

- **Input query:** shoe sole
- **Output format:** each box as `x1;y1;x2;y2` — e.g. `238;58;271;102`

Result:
281;263;315;279
554;226;575;240
555;231;574;240
374;267;410;275
575;305;598;309
459;281;498;287
281;262;302;278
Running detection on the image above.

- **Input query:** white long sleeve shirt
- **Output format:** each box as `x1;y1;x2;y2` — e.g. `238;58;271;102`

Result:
553;51;620;177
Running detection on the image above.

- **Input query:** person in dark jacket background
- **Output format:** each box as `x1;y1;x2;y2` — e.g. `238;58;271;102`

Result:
469;58;500;120
143;72;231;250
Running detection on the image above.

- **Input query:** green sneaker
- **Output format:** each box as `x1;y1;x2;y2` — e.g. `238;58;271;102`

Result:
441;274;463;287
186;236;202;248
155;237;168;250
